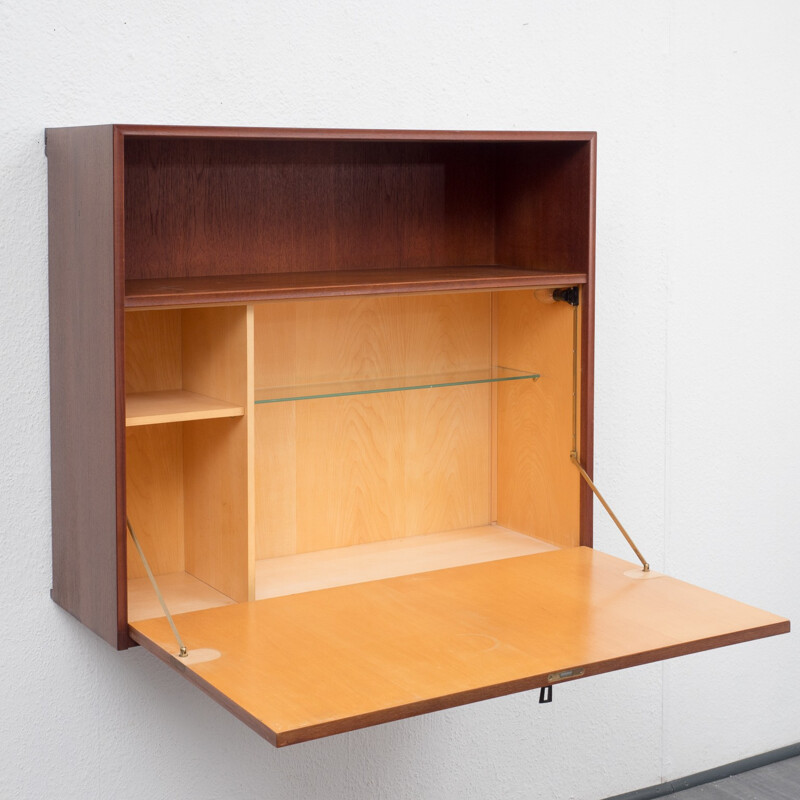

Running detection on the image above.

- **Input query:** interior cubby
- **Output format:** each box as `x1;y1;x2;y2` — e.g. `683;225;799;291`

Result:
124;288;581;618
123;137;593;282
250;288;580;598
124;305;251;620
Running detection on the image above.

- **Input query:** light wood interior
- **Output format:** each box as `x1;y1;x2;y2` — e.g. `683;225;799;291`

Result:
128;571;235;622
126;390;244;426
255;524;558;600
253;293;496;558
124;308;249;426
124;306;253;603
132;524;557;621
126;289;580;619
495;290;581;546
131;546;790;746
253;291;580;559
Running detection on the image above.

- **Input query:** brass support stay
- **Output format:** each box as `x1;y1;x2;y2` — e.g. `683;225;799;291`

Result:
126;517;189;656
568;300;650;573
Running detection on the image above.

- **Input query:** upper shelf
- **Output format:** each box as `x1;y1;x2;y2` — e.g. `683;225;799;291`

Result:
124;266;588;307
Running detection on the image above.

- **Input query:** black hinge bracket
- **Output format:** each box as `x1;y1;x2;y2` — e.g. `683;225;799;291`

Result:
552;286;580;306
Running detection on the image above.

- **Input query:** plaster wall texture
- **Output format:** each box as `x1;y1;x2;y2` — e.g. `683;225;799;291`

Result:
0;2;798;798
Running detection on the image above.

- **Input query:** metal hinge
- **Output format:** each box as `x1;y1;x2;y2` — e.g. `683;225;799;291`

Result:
552;286;580;306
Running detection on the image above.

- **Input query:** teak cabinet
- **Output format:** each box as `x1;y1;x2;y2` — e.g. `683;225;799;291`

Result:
47;126;788;747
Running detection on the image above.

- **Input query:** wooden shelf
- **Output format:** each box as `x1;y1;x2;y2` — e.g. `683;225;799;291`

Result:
256;525;558;599
126;390;245;427
131;547;789;747
128;571;235;622
125;267;588;307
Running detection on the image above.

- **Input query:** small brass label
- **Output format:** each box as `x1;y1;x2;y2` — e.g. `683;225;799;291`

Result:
547;667;585;683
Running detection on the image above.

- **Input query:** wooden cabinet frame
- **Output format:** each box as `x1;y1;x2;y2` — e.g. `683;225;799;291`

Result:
47;126;787;746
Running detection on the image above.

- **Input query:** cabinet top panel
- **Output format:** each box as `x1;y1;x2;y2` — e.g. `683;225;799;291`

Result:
45;124;596;143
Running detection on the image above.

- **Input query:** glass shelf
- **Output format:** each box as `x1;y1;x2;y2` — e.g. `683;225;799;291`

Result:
255;366;540;404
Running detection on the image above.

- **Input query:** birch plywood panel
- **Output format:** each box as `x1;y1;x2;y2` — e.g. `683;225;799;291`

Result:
124;309;182;393
295;393;407;551
254;294;491;387
403;385;491;536
184;417;252;602
182;306;250;406
254;402;297;559
182;306;253;602
496;292;580;547
131;547;788;747
125;424;184;579
253;293;492;556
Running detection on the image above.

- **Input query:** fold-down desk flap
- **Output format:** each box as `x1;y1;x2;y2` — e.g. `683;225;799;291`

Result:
129;547;789;747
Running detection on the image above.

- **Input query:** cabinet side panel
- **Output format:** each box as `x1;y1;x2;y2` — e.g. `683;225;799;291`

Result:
496;292;580;547
47;126;122;646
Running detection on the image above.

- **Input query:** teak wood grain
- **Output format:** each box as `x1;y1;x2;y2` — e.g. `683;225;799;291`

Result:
113;125;596;142
124;267;588;307
47;125;125;647
130;547;789;747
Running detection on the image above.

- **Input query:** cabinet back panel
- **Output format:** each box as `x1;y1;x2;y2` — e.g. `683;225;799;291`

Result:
254;294;492;557
125;425;185;579
124;140;495;280
184;417;252;602
124;310;182;393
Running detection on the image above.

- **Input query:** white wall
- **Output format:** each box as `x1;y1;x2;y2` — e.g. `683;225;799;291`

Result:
1;2;798;798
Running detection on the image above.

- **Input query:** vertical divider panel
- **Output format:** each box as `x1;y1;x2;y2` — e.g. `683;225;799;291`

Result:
182;306;252;602
490;293;499;523
246;305;255;601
